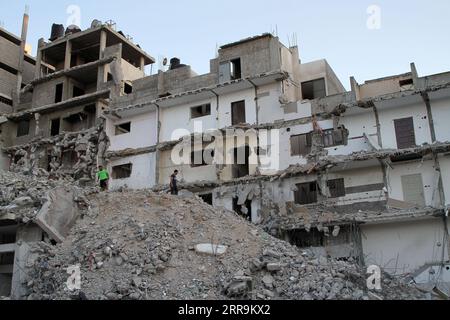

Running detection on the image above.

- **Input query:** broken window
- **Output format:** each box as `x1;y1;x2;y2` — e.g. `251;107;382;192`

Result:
301;78;326;100
219;59;242;83
286;229;324;248
191;149;214;167
50;118;61;136
232;146;250;178
124;82;133;95
72;86;85;98
230;58;242;80
199;193;213;206
290;133;312;156
394;117;416;149
115;122;131;135
399;78;414;91
112;163;133;179
63;113;89;132
55;83;63;103
16;120;30;137
231;100;246;126
107;73;114;82
327;179;346;198
191;104;211;119
233;197;252;222
321;129;347;148
294;182;318;205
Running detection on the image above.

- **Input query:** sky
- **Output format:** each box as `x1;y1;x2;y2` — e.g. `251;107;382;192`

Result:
1;0;449;90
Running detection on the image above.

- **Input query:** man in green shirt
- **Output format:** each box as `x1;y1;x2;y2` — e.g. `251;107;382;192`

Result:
97;166;109;191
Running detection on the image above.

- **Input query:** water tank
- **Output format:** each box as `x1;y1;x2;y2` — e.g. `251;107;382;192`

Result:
170;58;186;70
65;25;81;36
50;24;64;41
91;19;102;29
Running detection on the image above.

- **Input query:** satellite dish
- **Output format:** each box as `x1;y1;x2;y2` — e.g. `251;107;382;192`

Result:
163;58;168;66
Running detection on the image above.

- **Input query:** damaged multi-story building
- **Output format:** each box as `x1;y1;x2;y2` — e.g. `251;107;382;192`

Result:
0;18;154;297
1;19;450;298
103;33;450;283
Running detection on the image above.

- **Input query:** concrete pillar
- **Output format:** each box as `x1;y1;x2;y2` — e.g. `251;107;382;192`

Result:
64;40;72;70
140;56;145;71
99;30;107;59
34;38;45;79
11;224;42;300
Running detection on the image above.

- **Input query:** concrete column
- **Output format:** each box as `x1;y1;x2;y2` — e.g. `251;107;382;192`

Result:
34;38;45;79
99;30;107;59
140;56;145;71
64;40;72;70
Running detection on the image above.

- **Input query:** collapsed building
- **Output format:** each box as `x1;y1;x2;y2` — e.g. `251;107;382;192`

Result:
0;18;449;298
103;33;450;288
0;17;154;298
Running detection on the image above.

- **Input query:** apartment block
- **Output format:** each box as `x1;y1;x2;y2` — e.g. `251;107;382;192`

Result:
1;23;450;295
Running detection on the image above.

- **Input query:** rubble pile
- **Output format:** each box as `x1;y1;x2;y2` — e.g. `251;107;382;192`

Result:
23;190;424;300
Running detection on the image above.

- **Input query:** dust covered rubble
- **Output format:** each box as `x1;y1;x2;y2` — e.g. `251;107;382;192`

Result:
0;170;94;223
22;190;425;300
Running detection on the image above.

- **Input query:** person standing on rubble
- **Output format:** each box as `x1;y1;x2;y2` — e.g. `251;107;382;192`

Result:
97;165;110;191
170;170;179;195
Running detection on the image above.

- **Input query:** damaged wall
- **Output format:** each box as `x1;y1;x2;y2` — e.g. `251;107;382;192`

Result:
361;217;450;275
108;152;157;190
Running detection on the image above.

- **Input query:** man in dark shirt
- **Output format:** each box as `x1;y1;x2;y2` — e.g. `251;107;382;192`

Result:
170;170;179;195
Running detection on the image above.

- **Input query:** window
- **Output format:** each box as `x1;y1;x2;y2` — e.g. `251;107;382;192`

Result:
231;100;246;126
294;182;318;205
112;163;133;179
72;86;85;98
232;146;250;178
55;83;63;103
124;82;133;95
107;73;113;82
50;118;60;136
219;58;242;83
115;122;131;135
230;58;242;80
290;133;312;156
399;78;414;91
191;104;211;119
327;179;345;198
0;95;13;106
394;117;416;149
301;78;326;100
16;120;30;137
191;147;214;167
322;129;346;148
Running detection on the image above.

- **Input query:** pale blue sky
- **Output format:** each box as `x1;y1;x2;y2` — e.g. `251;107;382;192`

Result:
1;0;449;89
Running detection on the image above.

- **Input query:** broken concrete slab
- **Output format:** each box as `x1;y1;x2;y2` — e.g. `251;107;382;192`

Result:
34;187;80;243
194;243;228;256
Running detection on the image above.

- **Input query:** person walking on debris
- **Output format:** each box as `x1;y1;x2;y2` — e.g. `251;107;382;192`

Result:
97;166;109;191
170;170;179;195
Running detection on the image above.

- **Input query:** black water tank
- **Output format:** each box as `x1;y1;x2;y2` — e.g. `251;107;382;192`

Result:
65;25;81;36
50;24;64;41
170;57;186;70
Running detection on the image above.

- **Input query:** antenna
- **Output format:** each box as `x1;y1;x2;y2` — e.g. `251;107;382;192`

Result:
0;21;4;28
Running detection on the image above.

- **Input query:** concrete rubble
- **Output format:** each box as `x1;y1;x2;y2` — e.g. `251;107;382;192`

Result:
18;188;425;300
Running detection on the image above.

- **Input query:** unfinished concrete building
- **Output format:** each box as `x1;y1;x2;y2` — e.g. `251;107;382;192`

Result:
104;34;450;285
1;21;154;178
0;20;154;298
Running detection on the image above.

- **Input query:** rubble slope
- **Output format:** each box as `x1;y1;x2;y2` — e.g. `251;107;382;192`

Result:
25;190;424;300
